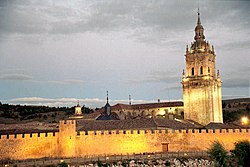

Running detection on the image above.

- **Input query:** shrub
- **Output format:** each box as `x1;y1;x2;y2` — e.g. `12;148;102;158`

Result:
164;160;171;166
58;161;68;167
121;160;129;167
207;141;228;167
46;165;56;167
231;140;250;167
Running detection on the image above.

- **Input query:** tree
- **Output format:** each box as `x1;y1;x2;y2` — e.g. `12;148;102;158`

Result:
246;104;250;112
231;140;250;167
58;162;68;167
43;114;48;119
207;141;229;167
222;102;227;108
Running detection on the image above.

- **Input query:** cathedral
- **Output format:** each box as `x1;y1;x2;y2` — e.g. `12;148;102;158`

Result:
182;10;223;125
87;10;223;126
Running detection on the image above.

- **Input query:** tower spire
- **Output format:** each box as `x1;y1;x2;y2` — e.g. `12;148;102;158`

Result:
197;8;201;25
194;8;205;42
106;91;109;103
129;95;131;105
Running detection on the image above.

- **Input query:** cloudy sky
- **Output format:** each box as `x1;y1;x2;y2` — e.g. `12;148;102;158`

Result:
0;0;249;107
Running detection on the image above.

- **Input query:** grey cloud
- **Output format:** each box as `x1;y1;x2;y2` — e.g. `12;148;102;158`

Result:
222;67;250;88
1;0;249;45
0;71;84;85
161;86;181;92
217;40;250;50
0;71;84;84
0;6;48;35
0;74;33;80
46;80;85;85
128;70;181;84
30;79;85;85
223;79;250;88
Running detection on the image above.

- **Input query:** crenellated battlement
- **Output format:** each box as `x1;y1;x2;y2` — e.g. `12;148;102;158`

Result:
59;119;76;126
0;132;59;140
0;128;249;140
74;128;250;137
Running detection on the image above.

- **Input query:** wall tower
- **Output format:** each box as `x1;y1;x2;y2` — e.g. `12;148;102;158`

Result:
182;10;223;125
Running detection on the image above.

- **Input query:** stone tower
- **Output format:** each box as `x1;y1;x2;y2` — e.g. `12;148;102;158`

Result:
182;10;223;125
75;101;82;116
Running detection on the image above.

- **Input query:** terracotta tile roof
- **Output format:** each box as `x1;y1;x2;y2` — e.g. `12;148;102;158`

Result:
83;110;103;120
76;118;199;131
0;129;58;135
77;119;155;131
205;122;244;129
0;123;59;135
96;112;119;120
112;101;183;110
154;118;201;129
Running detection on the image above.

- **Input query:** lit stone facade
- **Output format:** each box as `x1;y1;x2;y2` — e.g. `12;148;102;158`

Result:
70;101;83;119
182;11;223;125
75;102;82;115
111;102;184;120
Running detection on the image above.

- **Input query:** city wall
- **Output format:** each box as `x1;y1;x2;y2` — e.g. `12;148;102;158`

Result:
0;120;249;160
0;132;59;160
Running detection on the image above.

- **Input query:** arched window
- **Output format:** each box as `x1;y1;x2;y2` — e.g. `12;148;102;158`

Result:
192;67;194;76
200;66;203;75
208;67;210;74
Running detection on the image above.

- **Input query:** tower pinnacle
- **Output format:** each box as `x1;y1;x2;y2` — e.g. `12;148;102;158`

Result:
106;91;109;103
197;8;201;25
194;8;205;42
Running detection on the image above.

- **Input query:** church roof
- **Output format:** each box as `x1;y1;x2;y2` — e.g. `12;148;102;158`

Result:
112;101;183;111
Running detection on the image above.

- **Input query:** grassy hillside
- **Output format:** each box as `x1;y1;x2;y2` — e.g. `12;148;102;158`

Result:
222;98;250;123
0;103;94;124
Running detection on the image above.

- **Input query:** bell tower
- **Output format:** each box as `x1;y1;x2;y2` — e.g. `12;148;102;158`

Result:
182;10;223;125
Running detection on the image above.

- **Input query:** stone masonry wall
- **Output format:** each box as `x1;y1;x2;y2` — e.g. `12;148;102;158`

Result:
0;132;59;160
74;128;250;156
0;121;249;160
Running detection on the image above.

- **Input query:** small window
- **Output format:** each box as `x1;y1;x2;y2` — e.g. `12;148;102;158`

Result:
200;66;203;75
192;67;194;75
208;67;210;74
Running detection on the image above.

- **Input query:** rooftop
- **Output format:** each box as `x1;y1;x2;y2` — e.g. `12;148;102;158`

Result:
77;118;200;132
112;101;183;110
